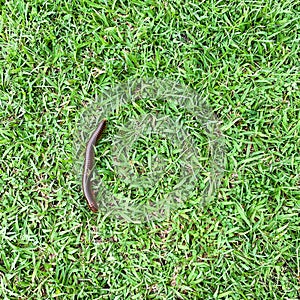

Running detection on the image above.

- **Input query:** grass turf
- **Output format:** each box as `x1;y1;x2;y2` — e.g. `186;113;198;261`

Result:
0;0;300;299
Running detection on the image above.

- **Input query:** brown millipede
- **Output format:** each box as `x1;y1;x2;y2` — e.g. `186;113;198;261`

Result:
82;119;107;212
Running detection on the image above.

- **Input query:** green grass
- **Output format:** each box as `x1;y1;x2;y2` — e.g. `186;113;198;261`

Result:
1;0;300;299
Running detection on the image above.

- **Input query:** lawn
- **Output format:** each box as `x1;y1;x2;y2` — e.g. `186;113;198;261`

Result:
0;0;299;299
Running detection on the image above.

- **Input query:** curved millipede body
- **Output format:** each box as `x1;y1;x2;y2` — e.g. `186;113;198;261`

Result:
82;119;107;212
